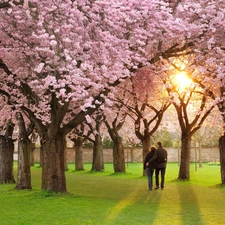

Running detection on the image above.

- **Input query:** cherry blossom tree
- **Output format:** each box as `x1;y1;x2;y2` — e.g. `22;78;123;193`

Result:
2;0;225;191
69;118;104;172
177;0;225;182
162;57;216;180
115;69;170;175
104;110;127;173
1;0;188;192
68;125;87;171
146;0;225;182
86;114;105;172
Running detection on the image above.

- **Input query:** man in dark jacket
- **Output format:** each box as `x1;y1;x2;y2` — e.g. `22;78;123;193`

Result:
149;142;167;190
144;146;156;190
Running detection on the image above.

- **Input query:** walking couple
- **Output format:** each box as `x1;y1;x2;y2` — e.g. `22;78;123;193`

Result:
144;142;168;190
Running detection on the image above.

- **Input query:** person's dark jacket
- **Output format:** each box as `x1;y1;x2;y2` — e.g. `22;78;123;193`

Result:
144;150;156;169
149;147;167;169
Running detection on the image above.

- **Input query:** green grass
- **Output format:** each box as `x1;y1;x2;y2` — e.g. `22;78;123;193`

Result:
0;162;225;225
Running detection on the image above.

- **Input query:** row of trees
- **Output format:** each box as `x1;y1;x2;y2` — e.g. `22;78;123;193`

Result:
1;0;225;192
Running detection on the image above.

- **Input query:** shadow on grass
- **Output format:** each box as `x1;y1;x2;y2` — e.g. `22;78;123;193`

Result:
213;183;225;189
177;183;204;225
104;184;162;225
143;188;162;224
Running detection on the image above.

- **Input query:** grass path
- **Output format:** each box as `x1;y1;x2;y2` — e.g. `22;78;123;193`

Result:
0;162;224;224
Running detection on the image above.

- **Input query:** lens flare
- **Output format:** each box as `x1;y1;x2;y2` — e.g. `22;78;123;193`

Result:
174;72;192;90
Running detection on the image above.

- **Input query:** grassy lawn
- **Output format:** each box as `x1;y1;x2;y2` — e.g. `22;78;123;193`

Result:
0;162;225;225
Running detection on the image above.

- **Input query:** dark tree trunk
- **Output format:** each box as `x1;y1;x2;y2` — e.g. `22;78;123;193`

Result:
41;135;67;192
142;137;151;176
178;135;191;180
91;134;104;171
113;137;125;173
219;134;225;184
0;121;15;184
64;150;68;171
142;137;151;162
40;143;43;167
0;135;15;184
63;138;68;171
74;137;84;171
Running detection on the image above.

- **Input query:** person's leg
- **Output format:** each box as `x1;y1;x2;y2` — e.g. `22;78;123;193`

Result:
149;169;154;190
155;168;159;189
160;168;166;189
146;168;152;190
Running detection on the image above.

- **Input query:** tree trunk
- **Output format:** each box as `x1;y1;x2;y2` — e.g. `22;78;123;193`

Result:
74;137;84;171
142;137;151;162
0;135;15;184
130;147;134;162
178;135;191;180
15;140;32;190
178;147;181;166
142;137;151;176
219;134;225;184
113;137;125;173
91;134;104;171
40;143;43;167
63;138;68;171
30;143;35;166
199;142;202;168
15;112;32;190
41;135;67;192
64;150;68;171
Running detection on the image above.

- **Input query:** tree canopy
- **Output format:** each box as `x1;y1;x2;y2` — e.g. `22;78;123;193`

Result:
1;0;225;190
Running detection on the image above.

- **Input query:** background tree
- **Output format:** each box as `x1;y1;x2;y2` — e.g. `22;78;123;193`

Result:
104;105;127;173
86;114;105;172
29;131;38;166
72;136;85;171
68;123;90;171
69;113;105;172
169;0;225;182
116;69;170;174
164;57;216;179
152;127;173;147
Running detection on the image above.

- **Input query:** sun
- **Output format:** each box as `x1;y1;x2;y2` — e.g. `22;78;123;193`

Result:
173;71;192;91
